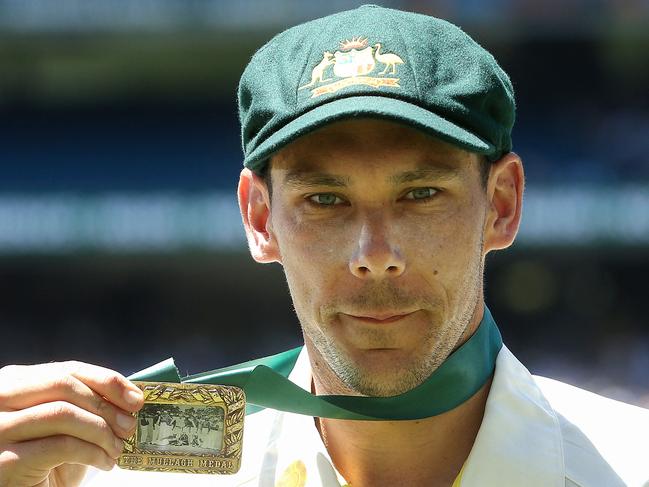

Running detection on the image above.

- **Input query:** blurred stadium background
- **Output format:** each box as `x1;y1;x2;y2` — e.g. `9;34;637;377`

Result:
1;0;648;406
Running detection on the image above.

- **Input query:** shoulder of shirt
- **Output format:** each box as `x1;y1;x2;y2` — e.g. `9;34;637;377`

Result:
533;374;649;487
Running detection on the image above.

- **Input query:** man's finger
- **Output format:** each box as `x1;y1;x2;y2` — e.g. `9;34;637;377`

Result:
0;402;125;459
1;435;115;478
0;368;137;439
65;361;143;412
0;362;143;413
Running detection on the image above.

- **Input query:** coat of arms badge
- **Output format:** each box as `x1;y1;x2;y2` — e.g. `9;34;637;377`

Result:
299;37;405;98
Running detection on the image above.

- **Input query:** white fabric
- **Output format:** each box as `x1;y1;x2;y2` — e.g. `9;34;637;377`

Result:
81;345;649;487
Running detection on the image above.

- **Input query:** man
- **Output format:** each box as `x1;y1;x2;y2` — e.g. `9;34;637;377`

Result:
138;412;152;446
0;5;648;487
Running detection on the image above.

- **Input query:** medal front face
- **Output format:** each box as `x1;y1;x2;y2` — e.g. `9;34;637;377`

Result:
117;381;245;475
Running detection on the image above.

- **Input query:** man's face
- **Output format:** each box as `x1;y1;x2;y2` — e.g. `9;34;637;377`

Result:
265;119;491;397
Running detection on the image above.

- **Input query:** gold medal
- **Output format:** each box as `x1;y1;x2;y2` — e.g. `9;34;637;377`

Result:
117;381;245;475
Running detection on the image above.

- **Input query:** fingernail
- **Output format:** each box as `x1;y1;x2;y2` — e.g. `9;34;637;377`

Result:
124;389;143;406
114;437;124;456
116;412;135;431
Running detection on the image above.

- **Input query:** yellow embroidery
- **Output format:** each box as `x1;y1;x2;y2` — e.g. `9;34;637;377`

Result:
276;460;307;487
374;43;404;75
298;52;335;90
311;76;399;98
300;37;405;98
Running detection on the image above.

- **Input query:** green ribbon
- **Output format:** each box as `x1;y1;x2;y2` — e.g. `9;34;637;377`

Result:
129;306;502;420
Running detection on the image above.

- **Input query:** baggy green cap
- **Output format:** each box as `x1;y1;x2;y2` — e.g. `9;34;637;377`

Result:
238;4;515;174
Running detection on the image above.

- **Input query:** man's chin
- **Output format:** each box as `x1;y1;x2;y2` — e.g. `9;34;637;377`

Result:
335;353;432;397
342;372;425;397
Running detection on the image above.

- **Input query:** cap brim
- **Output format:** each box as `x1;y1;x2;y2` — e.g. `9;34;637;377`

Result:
244;95;495;172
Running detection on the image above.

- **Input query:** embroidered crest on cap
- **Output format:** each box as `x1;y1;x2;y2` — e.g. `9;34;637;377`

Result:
298;37;405;98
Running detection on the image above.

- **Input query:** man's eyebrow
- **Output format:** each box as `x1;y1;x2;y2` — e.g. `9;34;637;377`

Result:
281;165;460;188
282;171;350;188
389;166;460;185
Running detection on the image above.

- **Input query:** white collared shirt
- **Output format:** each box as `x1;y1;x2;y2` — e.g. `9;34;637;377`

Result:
82;345;649;487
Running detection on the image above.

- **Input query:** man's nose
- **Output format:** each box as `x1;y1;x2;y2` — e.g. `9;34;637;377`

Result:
348;219;406;279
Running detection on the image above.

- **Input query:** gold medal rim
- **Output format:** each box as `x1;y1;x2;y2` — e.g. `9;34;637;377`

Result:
117;381;245;475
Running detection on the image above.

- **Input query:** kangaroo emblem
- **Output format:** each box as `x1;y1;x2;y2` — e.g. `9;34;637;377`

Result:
299;52;335;90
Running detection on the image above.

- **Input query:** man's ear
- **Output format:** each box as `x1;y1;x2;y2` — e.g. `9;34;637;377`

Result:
237;168;281;263
483;152;525;253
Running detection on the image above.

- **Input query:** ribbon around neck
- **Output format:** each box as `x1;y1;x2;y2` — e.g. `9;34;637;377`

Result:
129;306;502;421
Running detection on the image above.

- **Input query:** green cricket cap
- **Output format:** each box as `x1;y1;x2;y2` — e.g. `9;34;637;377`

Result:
238;4;515;174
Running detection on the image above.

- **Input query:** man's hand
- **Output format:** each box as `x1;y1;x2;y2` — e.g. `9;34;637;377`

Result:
0;361;144;487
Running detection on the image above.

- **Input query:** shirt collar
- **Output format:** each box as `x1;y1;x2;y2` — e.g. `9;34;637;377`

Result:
269;344;564;487
270;347;348;486
461;345;565;487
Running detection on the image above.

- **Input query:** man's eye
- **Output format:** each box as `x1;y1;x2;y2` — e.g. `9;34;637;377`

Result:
307;193;344;206
404;187;438;200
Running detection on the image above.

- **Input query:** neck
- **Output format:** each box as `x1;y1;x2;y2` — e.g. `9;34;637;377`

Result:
316;377;491;487
309;303;490;486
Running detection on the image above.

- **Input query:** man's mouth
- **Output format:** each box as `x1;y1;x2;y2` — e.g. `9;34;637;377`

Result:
341;310;417;323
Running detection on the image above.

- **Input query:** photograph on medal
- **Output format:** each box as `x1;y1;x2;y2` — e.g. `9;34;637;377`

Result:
117;381;245;475
137;403;225;455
